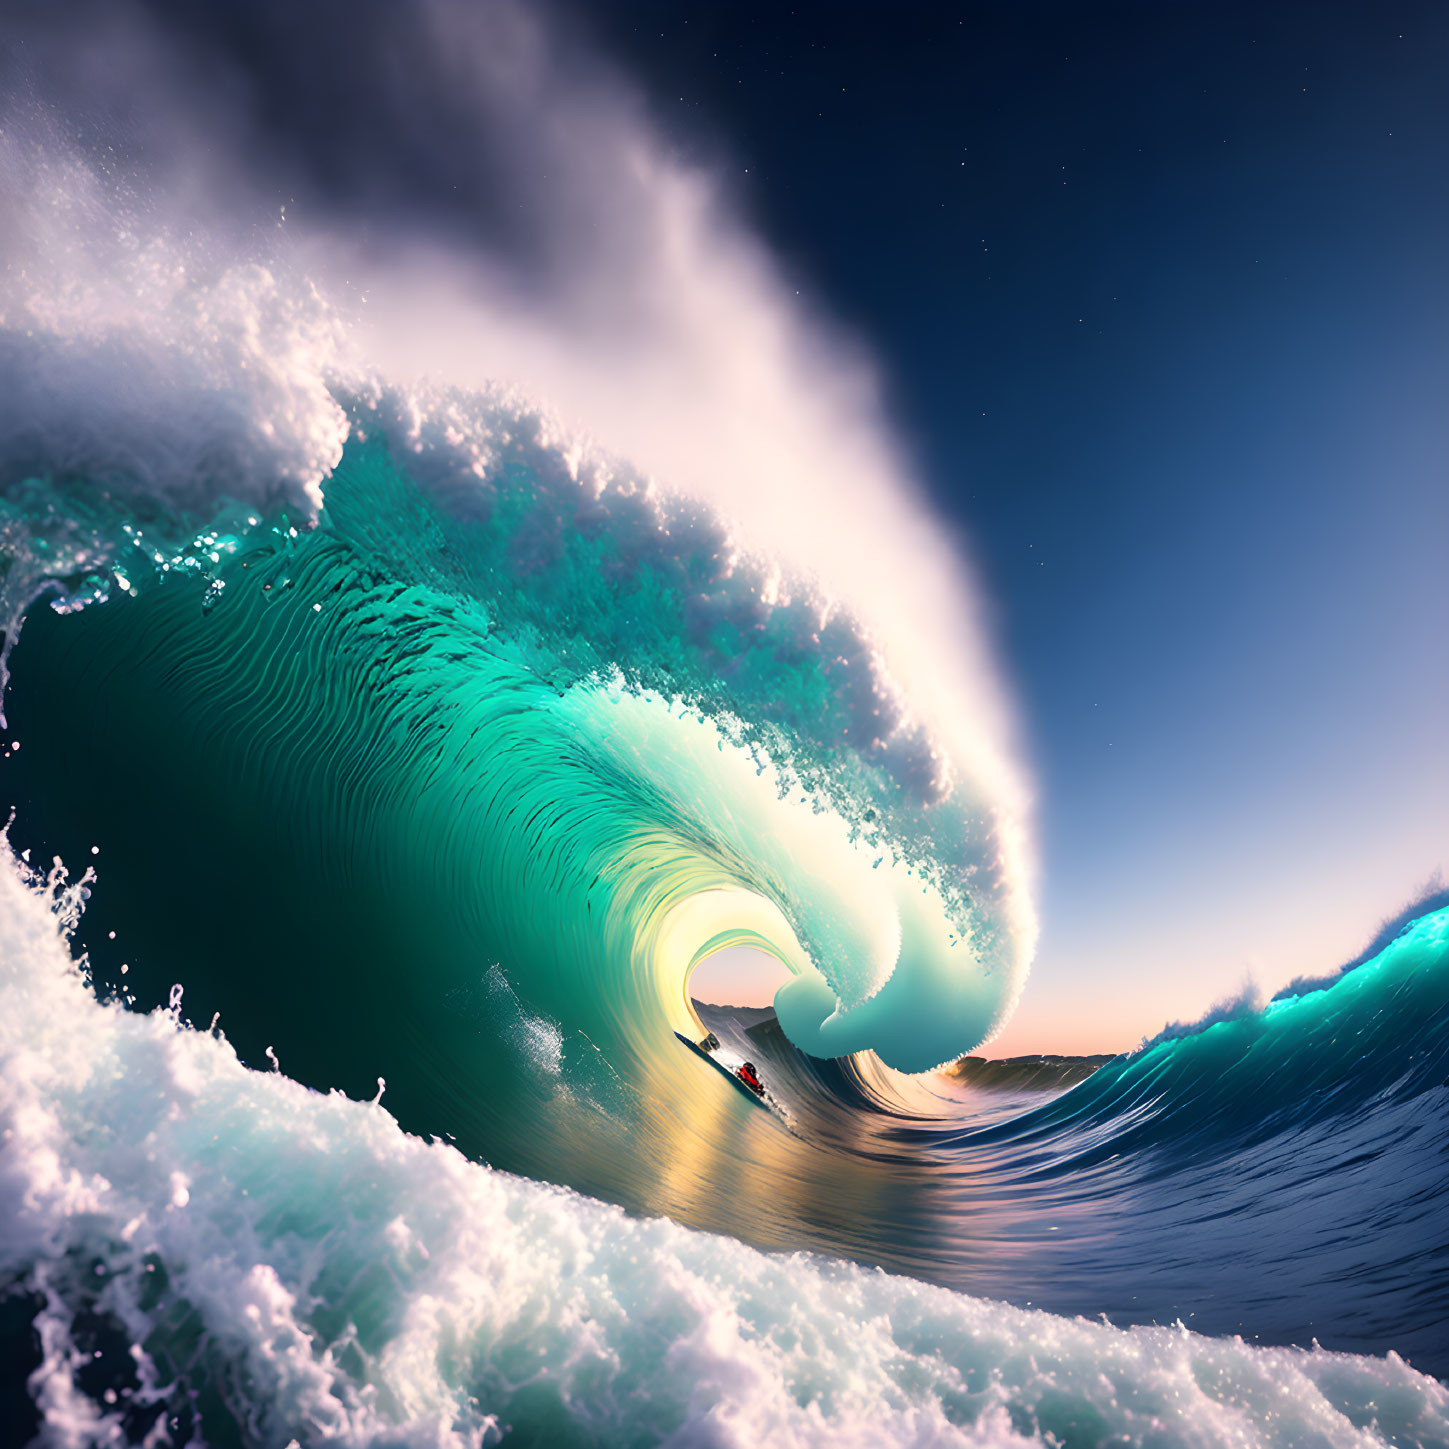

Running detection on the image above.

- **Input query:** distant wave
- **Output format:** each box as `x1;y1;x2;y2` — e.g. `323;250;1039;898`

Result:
1271;874;1449;1002
951;903;1449;1163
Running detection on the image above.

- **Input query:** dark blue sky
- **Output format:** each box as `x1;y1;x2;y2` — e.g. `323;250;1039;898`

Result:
590;1;1449;1048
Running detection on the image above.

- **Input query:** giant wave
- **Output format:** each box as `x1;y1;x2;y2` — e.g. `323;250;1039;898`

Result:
3;401;1029;1076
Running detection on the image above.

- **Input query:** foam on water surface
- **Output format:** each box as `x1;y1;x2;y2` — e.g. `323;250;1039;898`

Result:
3;856;1446;1448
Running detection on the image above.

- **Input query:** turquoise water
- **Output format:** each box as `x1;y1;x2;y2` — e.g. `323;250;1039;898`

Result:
2;400;1447;1445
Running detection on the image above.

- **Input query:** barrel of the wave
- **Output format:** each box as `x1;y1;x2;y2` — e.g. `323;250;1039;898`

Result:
583;685;1026;1073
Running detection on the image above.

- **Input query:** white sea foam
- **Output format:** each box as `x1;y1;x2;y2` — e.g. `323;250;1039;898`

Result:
482;963;565;1077
2;855;1444;1448
0;133;351;516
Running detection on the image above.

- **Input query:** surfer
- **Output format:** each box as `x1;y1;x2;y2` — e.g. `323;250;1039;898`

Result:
675;1031;768;1106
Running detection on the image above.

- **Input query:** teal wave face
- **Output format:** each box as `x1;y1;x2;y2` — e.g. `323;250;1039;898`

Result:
4;408;1030;1081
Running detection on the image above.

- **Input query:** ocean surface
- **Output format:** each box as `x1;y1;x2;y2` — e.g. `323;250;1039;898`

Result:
1;403;1447;1447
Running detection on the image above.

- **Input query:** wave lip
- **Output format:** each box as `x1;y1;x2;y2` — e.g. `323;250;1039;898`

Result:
3;852;1447;1448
